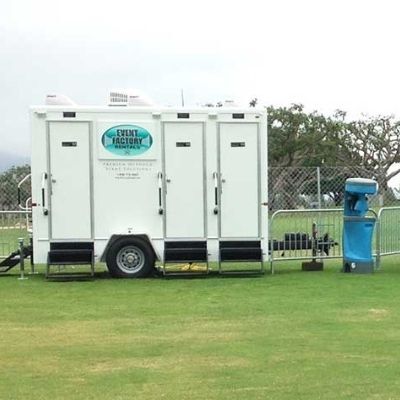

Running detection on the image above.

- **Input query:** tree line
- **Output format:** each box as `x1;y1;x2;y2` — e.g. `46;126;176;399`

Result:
266;103;400;207
267;103;400;190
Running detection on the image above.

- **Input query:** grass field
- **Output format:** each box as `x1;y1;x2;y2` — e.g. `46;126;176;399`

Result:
1;259;400;399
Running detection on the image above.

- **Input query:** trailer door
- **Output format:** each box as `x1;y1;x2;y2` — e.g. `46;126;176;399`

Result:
219;123;259;238
164;123;205;238
49;122;92;239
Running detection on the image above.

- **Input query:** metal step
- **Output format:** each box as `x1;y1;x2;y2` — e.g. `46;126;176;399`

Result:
219;240;264;274
164;248;208;262
220;247;262;261
48;249;93;264
163;241;209;275
47;242;94;279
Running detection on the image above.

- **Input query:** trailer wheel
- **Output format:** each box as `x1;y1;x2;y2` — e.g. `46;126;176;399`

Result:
106;237;155;278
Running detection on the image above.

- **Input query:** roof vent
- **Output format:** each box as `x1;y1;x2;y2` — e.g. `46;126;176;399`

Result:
108;90;155;107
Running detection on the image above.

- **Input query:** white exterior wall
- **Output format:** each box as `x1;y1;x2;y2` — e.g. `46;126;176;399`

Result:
30;106;268;264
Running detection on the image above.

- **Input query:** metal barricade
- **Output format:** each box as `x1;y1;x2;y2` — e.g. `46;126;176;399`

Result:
269;209;344;273
376;207;400;269
269;208;382;273
0;211;32;259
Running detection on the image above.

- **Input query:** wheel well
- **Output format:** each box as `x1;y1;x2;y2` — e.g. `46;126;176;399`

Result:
100;234;158;262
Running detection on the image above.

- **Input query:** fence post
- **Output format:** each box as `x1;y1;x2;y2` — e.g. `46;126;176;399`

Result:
375;210;381;270
317;167;322;209
18;238;28;281
29;234;36;274
269;215;274;275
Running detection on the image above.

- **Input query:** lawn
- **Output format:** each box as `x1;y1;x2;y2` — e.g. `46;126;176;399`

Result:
1;259;400;399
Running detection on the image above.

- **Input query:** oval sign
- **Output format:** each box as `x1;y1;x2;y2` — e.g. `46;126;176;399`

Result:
101;124;153;156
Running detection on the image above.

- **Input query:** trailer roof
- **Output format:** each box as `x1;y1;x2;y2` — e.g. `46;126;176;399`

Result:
30;105;265;114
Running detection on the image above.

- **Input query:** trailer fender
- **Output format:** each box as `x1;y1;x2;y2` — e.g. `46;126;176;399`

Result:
100;234;159;262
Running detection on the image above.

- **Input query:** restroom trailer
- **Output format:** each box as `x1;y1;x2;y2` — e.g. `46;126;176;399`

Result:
30;97;268;277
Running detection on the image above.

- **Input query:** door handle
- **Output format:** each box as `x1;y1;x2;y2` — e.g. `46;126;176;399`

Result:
213;172;219;214
157;172;163;215
166;179;171;183
41;172;48;216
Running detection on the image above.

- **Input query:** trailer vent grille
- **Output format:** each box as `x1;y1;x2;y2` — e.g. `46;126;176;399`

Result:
108;90;155;106
63;112;76;118
110;92;128;105
177;113;190;119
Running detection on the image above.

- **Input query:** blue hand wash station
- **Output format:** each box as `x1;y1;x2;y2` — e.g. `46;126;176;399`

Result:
343;178;378;273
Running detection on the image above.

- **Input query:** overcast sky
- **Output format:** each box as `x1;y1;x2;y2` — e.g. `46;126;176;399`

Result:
1;0;400;157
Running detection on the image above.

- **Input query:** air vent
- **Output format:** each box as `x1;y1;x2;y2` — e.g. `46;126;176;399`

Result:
177;113;190;119
63;112;76;118
108;90;155;106
231;142;245;147
109;91;128;105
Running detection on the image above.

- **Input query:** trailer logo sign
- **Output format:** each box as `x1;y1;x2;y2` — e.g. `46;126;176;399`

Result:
101;125;153;156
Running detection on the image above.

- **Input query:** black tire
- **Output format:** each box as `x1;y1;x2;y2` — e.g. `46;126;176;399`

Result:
106;237;155;278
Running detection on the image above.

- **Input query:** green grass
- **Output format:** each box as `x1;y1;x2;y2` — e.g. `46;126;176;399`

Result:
1;259;400;399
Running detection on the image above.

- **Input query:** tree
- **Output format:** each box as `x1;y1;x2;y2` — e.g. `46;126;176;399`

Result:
267;104;354;208
267;104;400;208
345;115;400;203
267;105;358;167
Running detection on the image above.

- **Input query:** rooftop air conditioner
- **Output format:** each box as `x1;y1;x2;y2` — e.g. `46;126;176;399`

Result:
108;90;155;107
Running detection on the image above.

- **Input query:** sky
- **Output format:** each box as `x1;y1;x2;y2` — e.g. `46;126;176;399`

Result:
1;0;400;157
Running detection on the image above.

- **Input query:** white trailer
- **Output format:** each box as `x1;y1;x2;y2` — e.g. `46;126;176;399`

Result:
30;95;268;277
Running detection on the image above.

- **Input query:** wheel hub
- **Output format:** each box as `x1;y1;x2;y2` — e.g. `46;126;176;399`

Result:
116;245;145;273
126;254;135;264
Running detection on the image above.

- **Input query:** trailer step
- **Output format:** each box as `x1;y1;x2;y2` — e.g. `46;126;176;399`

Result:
219;240;264;274
164;248;208;262
46;272;95;281
47;242;95;279
48;249;93;264
163;241;209;275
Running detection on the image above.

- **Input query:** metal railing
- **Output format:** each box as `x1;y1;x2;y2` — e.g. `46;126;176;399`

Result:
269;208;379;273
269;208;344;273
376;207;400;269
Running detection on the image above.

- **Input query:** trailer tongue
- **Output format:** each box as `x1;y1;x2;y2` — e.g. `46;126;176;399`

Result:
0;245;32;273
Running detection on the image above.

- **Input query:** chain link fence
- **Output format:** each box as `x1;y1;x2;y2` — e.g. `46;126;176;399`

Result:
0;165;31;211
268;166;400;211
0;211;31;258
0;166;31;257
1;165;400;211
